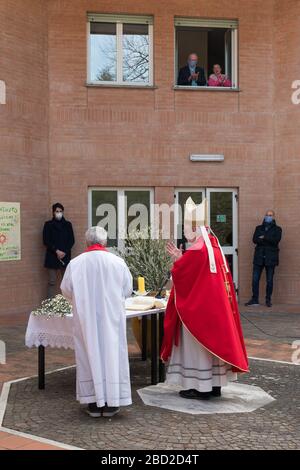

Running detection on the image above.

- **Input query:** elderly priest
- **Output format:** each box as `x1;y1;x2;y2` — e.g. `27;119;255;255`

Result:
61;226;133;418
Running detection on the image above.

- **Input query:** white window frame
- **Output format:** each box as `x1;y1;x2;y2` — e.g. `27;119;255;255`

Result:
174;17;239;90
88;187;155;251
87;13;154;86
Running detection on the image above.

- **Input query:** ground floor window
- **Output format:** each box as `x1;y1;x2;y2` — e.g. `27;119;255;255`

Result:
88;188;154;249
88;187;238;289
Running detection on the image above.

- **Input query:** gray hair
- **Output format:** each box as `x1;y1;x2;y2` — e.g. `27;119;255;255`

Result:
85;226;108;246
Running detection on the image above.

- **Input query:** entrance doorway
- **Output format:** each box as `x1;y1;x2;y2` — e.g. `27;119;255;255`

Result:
174;188;238;290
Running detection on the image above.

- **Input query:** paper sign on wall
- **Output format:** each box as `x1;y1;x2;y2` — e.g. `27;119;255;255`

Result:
0;202;21;261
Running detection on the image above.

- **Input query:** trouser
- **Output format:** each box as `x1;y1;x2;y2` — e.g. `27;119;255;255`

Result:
47;268;65;299
252;264;275;303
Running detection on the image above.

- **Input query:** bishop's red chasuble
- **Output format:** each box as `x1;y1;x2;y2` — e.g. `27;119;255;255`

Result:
161;235;249;373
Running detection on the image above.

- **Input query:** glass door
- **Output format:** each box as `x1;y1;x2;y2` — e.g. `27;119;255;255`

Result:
174;188;238;290
207;188;238;289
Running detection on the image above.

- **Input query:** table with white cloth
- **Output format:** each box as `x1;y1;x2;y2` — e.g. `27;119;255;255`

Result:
25;307;166;389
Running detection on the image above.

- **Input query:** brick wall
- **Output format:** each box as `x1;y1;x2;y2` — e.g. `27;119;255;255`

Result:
48;0;275;304
273;0;300;302
0;0;299;315
0;0;49;315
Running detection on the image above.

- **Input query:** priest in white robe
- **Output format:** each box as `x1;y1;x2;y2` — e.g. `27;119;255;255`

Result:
61;226;133;417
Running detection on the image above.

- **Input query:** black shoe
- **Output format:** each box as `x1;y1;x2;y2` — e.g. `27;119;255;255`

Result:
179;389;210;400
86;403;103;418
102;406;120;418
211;386;222;397
244;299;259;306
266;300;272;307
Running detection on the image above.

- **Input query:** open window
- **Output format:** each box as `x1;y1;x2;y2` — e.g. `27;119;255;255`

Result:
175;18;238;89
87;13;153;86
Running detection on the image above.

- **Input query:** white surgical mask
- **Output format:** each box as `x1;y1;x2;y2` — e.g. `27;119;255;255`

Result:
55;212;63;220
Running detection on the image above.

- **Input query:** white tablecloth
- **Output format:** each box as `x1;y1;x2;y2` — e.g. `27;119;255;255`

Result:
25;307;165;349
25;314;75;349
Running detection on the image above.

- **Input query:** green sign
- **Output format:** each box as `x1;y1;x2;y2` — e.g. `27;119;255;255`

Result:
216;214;226;223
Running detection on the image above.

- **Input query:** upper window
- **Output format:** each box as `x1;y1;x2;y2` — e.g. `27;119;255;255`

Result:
87;13;153;86
175;18;238;89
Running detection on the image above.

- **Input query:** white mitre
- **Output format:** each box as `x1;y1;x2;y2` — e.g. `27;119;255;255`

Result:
184;196;207;228
183;197;227;274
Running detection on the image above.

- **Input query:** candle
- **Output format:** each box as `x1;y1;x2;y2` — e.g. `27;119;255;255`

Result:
138;276;145;293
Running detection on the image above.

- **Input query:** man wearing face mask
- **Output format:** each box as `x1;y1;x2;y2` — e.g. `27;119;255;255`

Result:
177;53;206;87
43;203;75;298
245;210;282;308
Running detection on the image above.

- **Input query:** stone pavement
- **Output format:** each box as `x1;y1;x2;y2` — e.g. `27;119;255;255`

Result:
2;359;300;450
0;312;139;450
0;312;139;393
0;306;299;450
241;308;300;362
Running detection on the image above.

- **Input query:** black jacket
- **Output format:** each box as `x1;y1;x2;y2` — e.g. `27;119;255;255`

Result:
252;220;282;267
177;65;206;86
43;217;75;269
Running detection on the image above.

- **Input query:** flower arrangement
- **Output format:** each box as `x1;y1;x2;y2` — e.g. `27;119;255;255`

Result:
119;228;173;295
32;294;72;318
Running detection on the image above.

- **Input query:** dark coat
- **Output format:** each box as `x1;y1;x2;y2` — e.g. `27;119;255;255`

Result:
177;65;206;86
43;217;75;269
252;220;282;267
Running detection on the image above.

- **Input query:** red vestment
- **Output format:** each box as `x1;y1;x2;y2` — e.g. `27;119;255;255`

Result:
161;235;249;373
85;243;107;253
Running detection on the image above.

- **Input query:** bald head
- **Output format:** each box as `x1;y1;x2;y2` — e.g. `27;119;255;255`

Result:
188;53;198;63
265;210;275;217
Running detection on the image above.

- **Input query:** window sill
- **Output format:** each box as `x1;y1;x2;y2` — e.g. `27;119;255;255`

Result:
86;82;157;90
173;86;240;92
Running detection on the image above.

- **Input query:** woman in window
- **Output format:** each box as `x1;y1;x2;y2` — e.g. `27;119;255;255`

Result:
208;64;231;87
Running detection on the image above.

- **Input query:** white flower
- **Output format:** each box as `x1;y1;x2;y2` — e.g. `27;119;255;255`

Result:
32;294;72;318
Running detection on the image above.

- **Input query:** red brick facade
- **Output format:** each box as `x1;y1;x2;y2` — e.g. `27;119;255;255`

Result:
0;0;299;315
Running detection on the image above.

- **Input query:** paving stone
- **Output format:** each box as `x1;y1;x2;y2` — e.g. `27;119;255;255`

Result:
2;358;300;450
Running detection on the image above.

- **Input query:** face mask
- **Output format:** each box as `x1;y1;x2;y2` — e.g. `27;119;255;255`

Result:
189;60;197;68
55;212;63;221
264;216;273;224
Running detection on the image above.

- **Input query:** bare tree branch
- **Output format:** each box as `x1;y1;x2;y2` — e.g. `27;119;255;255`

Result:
95;33;149;82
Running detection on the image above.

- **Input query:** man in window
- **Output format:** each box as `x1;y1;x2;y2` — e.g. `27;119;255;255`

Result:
177;53;206;87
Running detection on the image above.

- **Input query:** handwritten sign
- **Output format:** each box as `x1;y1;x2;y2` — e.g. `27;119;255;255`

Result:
0;202;21;261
